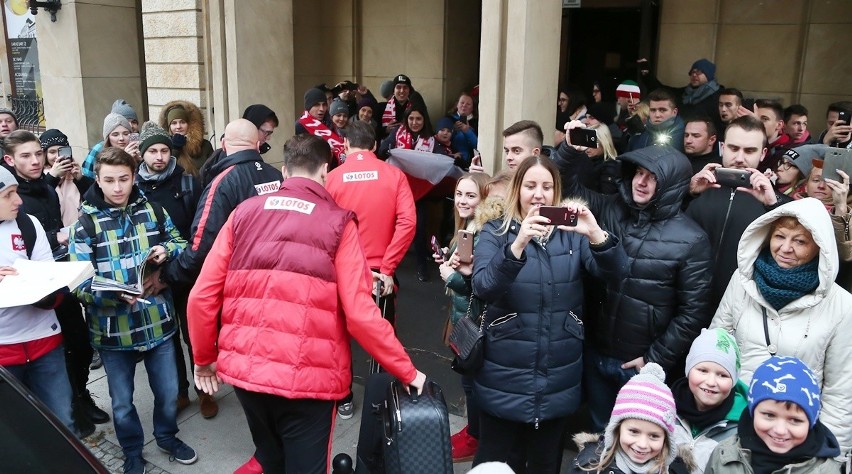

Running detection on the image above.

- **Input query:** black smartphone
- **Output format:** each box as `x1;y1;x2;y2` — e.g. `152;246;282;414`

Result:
838;110;851;125
539;206;578;227
742;98;756;111
715;168;753;188
569;128;598;148
58;146;72;159
457;230;474;263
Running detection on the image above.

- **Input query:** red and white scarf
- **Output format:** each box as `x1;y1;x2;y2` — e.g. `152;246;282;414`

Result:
382;97;411;127
395;126;435;152
298;111;345;164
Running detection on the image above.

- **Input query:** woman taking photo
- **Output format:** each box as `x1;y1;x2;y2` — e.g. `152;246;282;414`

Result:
710;197;852;459
471;156;627;473
446;92;478;165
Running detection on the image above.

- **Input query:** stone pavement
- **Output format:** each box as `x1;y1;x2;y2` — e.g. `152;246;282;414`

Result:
82;361;472;473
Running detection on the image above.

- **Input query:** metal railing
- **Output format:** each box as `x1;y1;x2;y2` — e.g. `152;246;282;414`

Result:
6;95;46;133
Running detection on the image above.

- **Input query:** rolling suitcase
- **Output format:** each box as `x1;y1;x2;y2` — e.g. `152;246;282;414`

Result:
382;379;453;474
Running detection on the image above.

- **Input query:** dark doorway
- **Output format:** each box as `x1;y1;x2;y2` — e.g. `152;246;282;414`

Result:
559;1;659;102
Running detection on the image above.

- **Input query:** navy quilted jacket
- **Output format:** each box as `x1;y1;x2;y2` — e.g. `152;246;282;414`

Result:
472;220;626;424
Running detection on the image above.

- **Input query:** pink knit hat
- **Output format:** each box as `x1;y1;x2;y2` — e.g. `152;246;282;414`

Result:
603;363;678;467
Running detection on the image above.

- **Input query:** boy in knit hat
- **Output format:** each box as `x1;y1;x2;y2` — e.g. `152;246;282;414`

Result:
570;363;683;474
705;356;841;473
672;328;748;473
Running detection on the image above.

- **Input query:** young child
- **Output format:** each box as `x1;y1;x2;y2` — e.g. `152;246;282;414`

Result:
704;356;841;473
571;363;684;473
672;328;748;473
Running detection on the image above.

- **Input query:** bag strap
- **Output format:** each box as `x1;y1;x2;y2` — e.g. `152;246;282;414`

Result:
179;174;196;218
464;294;486;332
15;213;36;259
148;201;167;240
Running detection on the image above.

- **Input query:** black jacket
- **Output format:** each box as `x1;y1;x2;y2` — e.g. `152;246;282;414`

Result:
135;163;201;240
163;149;282;285
472;218;627;424
5;164;63;250
555;143;713;371
685;187;790;310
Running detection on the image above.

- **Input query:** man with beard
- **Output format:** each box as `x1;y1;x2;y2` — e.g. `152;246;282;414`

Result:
134;122;205;418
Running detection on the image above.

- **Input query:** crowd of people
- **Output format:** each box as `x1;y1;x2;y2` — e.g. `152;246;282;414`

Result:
1;57;852;474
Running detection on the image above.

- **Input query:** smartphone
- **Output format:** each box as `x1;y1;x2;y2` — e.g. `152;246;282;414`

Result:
539;206;578;227
838;110;851;125
457;230;474;263
430;235;447;261
569;128;598;148
58;146;72;160
823;148;852;183
471;151;482;167
129;132;140;142
742;98;756;111
715;168;753;188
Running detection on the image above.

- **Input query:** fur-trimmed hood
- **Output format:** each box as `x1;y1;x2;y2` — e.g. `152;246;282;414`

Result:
158;100;211;175
473;195;506;232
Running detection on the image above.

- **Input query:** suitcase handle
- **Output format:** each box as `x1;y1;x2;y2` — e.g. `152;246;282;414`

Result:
408;386;419;403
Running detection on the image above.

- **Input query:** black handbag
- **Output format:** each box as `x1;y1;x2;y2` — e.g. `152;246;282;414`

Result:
448;295;486;374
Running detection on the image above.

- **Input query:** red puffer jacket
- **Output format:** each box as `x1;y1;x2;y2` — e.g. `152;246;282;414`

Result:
188;177;416;399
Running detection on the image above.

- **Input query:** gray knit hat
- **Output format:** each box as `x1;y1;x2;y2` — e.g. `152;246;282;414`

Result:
330;98;349;117
103;113;132;142
379;80;394;100
0;107;17;125
0;165;17;194
111;99;138;122
684;328;741;384
604;363;678;469
138;121;173;156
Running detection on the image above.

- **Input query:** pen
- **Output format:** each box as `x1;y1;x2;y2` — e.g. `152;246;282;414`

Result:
137;298;152;305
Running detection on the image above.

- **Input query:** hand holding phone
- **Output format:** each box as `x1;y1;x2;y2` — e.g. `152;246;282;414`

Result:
714;168;753;188
569;128;598;148
431;235;448;262
539;206;578;227
456;230;474;263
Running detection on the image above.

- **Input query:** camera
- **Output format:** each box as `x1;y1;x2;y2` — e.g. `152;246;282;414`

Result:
715;168;753;188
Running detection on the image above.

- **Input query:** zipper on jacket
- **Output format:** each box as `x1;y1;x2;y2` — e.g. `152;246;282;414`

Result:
712;189;736;270
534;417;540;430
570;310;583;326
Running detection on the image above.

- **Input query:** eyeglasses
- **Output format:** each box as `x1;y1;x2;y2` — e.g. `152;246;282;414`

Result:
689;70;703;76
259;128;275;137
777;161;794;171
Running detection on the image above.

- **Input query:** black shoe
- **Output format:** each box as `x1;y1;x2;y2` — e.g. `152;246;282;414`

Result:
72;400;96;438
79;391;111;424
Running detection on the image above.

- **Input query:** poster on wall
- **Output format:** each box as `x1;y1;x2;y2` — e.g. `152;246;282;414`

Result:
3;0;42;101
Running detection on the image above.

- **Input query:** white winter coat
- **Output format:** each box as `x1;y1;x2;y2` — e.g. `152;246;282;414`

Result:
710;197;852;459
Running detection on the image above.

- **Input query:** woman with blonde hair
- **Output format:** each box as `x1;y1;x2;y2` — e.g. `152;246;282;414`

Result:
158;100;214;178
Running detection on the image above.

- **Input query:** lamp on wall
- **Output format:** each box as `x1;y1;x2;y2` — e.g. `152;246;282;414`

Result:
28;0;62;22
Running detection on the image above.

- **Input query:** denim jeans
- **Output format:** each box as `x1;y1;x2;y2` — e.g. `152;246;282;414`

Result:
583;348;638;432
100;339;179;458
5;345;75;431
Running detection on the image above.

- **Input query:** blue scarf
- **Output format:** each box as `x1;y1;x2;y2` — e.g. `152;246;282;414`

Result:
753;248;819;310
682;80;720;105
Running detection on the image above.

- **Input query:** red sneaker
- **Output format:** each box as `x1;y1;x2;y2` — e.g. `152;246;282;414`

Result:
233;456;263;474
450;425;479;462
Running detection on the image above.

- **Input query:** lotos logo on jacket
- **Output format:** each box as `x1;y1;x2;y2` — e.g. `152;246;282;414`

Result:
11;234;25;252
264;196;315;215
254;180;281;195
342;170;378;183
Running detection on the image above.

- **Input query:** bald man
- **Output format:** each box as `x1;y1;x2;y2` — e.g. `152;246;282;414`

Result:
161;119;283;418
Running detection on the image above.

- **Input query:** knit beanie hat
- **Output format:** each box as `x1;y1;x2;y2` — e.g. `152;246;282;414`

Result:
242;104;279;128
165;104;188;124
379;80;394;100
586;101;616;126
616;80;641;100
304;88;328;110
605;363;678;467
435;116;455;132
0;165;16;195
138;121;173;156
357;96;377;110
684;328;741;383
103;113;132;141
689;59;716;82
39;129;70;150
111;99;138;122
0;107;17;124
748;356;821;427
329;98;349;117
393;74;412;87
